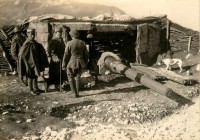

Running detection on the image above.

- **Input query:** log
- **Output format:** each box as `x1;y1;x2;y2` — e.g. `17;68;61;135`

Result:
131;65;167;81
148;67;197;85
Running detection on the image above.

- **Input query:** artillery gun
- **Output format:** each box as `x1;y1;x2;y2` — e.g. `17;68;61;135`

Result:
98;52;192;105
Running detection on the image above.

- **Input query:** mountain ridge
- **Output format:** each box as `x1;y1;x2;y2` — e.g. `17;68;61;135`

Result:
0;0;125;26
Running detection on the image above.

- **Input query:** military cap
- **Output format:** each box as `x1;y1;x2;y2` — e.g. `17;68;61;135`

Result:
54;26;63;32
62;26;70;32
69;29;79;37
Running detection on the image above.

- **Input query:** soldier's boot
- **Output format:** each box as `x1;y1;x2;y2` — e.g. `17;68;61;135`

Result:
24;76;28;86
69;79;77;97
33;79;42;94
20;77;27;87
28;79;37;95
75;79;80;98
41;76;48;93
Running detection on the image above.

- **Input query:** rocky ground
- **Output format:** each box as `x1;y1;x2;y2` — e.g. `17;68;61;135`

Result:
39;97;200;140
0;56;199;140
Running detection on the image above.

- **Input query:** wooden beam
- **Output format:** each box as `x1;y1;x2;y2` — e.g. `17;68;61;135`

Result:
166;20;170;50
187;36;192;52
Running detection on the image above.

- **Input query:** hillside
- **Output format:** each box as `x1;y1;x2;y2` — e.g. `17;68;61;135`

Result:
0;0;125;27
169;21;199;56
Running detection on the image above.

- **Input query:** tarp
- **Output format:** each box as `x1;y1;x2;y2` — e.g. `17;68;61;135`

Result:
95;23;130;32
26;14;166;24
26;13;136;23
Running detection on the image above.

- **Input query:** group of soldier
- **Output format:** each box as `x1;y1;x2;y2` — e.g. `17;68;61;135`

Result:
11;25;89;98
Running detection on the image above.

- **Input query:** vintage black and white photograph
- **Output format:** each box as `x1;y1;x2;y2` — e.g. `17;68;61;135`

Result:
0;0;199;140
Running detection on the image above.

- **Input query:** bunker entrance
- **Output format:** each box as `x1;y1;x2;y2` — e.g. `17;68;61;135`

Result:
79;30;137;71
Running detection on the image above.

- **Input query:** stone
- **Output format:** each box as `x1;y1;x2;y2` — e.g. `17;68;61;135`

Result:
108;107;113;111
59;128;68;135
123;110;129;114
81;131;88;136
123;119;130;125
68;113;72;117
130;113;136;118
2;111;8;115
58;135;68;140
87;105;92;109
26;119;34;123
136;114;141;120
72;115;77;119
53;102;59;104
16;120;22;124
50;131;58;137
95;107;99;112
196;64;200;71
41;130;50;136
45;126;52;132
31;135;40;140
107;117;113;123
78;119;87;125
105;70;111;75
22;136;29;140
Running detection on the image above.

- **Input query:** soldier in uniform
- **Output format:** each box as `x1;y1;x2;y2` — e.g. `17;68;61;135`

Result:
11;26;27;86
47;26;67;91
62;29;89;98
18;29;49;95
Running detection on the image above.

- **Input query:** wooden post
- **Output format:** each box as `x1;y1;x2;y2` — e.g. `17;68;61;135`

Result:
166;20;170;51
187;36;192;52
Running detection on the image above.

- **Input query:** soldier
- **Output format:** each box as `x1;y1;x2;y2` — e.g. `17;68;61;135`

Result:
18;29;49;95
61;26;72;89
62;29;89;98
47;26;67;91
62;26;72;44
11;26;27;86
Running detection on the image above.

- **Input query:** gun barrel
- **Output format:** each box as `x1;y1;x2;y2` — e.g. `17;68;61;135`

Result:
104;56;192;105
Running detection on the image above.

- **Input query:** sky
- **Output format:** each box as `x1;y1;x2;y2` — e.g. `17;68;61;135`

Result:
76;0;200;31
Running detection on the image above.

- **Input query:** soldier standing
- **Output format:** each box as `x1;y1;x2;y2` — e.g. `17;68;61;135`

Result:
62;29;89;98
47;26;67;91
18;29;49;95
11;26;27;86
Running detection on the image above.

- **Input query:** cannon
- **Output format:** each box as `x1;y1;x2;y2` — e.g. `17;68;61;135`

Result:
98;52;192;105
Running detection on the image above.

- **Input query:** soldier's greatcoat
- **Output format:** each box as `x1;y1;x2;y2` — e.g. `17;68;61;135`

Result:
18;39;48;77
48;37;67;85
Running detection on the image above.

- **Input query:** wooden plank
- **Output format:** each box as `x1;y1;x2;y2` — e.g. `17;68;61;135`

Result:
0;31;15;71
130;65;167;81
53;22;92;30
148;67;197;85
95;23;129;32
